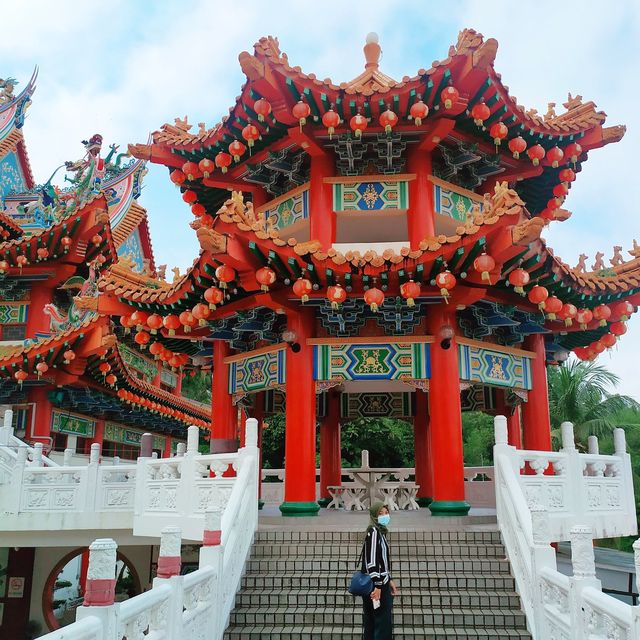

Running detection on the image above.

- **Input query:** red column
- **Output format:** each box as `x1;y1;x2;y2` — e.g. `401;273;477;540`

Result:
280;309;319;516
413;389;433;505
319;389;341;505
406;148;435;250
174;371;183;396
29;387;52;441
309;154;335;250
427;308;470;515
164;437;173;458
25;286;55;338
495;390;522;449
91;418;105;451
210;340;236;451
521;334;551;451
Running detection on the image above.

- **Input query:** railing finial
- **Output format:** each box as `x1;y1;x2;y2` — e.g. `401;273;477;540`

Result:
561;421;576;451
204;506;223;546
614;428;627;456
494;415;508;445
158;525;182;578
245;418;258;448
187;425;200;454
83;538;118;606
587;435;599;455
569;525;596;579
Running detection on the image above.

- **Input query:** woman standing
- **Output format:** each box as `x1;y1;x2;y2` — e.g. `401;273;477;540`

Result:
361;502;398;640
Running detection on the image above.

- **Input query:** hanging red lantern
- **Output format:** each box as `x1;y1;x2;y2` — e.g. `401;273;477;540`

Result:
135;330;151;349
106;373;117;386
147;313;164;334
228;140;246;162
508;136;527;159
471;102;490;127
198;158;215;179
364;287;385;312
178;311;196;333
553;183;569;198
91;234;102;247
558;303;578;327
489;122;508;147
441;86;459;110
16;255;27;271
565;142;582;166
170;169;186;186
573;347;589;361
409;99;429;126
163;314;181;337
322;107;340;139
36;247;49;260
169;355;182;370
473;253;496;283
215;151;232;174
191;203;205;217
400;280;421;307
149;341;164;358
592;304;611;327
242;122;260;151
182;190;198;204
592;341;606;355
613;301;634;322
545;296;563;320
528;285;549;310
35;362;48;378
547;146;564;168
256;266;276;292
379;106;398;134
610;321;627;337
327;284;347;309
350;112;367;138
576;308;594;330
192;303;211;326
600;333;617;349
435;270;456;303
508;268;530;294
0;260;8;274
98;362;111;374
292;98;311;131
119;315;134;334
293;277;313;303
130;310;148;330
254;97;272;122
14;369;28;387
63;349;76;364
204;286;224;309
547;197;562;210
95;346;108;359
215;265;235;289
199;214;214;228
559;167;576;183
61;236;72;252
182;161;200;181
527;144;546;166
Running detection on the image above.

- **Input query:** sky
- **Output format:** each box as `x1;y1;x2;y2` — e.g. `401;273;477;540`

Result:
2;0;639;398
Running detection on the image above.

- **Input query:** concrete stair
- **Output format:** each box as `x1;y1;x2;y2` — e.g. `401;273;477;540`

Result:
224;529;531;638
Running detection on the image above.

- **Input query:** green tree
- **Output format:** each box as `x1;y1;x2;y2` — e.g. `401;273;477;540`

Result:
181;371;212;404
462;412;494;466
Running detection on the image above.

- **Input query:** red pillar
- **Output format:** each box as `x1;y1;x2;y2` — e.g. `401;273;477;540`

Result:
29;387;52;441
413;389;433;505
319;389;341;505
210;340;236;451
508;405;522;448
91;418;105;450
407;148;435;250
25;286;55;338
163;436;173;458
309;153;335;250
521;334;551;451
174;371;183;396
280;309;319;516
427;308;470;515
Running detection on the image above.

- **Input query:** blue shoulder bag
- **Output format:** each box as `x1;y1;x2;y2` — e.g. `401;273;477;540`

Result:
348;540;373;596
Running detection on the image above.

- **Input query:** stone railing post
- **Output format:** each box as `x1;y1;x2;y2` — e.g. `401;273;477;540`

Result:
32;442;44;467
613;428;637;532
176;442;186;457
6;446;28;512
200;507;224;637
140;433;153;458
0;408;13;445
85;443;101;511
568;525;601;638
186;425;200;456
151;526;185;637
157;526;182;578
530;504;558;637
587;435;599;455
63;447;74;466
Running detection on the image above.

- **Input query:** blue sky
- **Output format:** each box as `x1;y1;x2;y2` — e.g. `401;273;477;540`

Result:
2;0;639;398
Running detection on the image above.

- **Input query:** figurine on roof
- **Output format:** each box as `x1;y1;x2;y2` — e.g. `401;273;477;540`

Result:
0;77;17;104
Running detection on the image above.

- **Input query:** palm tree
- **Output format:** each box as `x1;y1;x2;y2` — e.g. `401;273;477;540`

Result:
547;360;640;448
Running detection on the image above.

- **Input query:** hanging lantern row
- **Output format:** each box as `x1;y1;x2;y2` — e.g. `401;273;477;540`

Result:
116;388;208;428
148;342;190;370
574;325;626;362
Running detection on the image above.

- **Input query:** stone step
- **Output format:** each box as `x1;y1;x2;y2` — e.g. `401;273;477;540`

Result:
240;573;517;591
244;558;512;574
234;588;523;609
251;542;507;558
254;530;502;544
228;606;528;629
223;625;531;639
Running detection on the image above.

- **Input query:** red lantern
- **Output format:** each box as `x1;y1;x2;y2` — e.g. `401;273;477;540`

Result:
14;369;28;387
254;97;272;122
553;183;569;198
508;136;527;159
379;107;398;134
204;286;224;309
0;260;8;274
215;265;235;289
146;313;163;334
199;214;214;228
169;355;182;370
441;86;459;110
63;349;76;364
61;236;72;252
558;303;578;327
191;203;205;217
592;304;611;327
16;255;27;270
400;280;421;307
35;362;48;378
350;112;367;138
106;373;117;386
293;277;313;303
91;234;102;247
528;285;549;310
364;287;385;313
547;146;564;168
409;100;429;126
198;158;215;178
489;122;508;146
573;347;589;361
327;284;347;309
322;107;340;139
473;253;496;283
135;330;151;348
256;266;276;292
242;122;260;151
559;168;576;183
547;197;561;210
163;314;181;337
527;144;546;166
228;140;246;162
435;270;456;303
37;247;49;260
576;308;594;330
178;311;196;333
545;296;563;320
600;333;617;349
610;321;627;337
565;142;582;166
96;346;108;359
192;303;211;327
215;152;232;173
471;102;490;127
130;310;148;330
508;268;530;294
182;161;200;181
98;362;111;374
182;190;197;205
592;340;606;354
613;301;634;322
292;98;311;131
119;315;134;333
149;341;164;358
170;169;186;186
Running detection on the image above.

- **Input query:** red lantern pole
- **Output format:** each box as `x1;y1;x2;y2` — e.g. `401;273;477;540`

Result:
319;388;341;505
521;334;552;452
413;389;433;505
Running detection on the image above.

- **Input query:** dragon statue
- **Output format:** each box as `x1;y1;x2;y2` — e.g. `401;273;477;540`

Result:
42;266;99;332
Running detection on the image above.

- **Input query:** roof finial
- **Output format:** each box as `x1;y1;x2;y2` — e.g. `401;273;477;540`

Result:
364;32;381;70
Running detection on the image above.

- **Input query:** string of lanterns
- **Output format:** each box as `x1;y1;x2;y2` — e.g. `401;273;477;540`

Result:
116;388;208;428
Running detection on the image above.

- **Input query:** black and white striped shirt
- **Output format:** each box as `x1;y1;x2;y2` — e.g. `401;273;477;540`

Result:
362;527;391;587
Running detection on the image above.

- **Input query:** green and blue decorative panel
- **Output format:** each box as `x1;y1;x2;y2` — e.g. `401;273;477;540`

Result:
433;182;484;222
160;369;178;389
105;422;165;449
0;151;26;201
333;181;408;211
460;385;496;412
229;348;286;394
51;411;96;438
458;344;531;390
263;388;326;418
0;303;27;324
119;344;157;383
261;188;309;231
313;342;430;381
341;392;413;419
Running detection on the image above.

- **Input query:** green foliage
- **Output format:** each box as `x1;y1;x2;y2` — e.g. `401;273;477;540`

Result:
261;413;286;468
181;371;212;404
339;417;414;467
462;412;494;466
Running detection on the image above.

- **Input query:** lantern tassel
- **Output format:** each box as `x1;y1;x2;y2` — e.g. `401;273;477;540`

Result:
261;284;269;292
331;301;340;310
482;271;492;284
415;117;422;126
565;318;573;327
302;294;309;304
538;302;546;311
370;303;379;313
440;288;450;304
514;286;524;295
547;313;557;321
599;319;607;327
199;319;207;327
407;298;415;307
